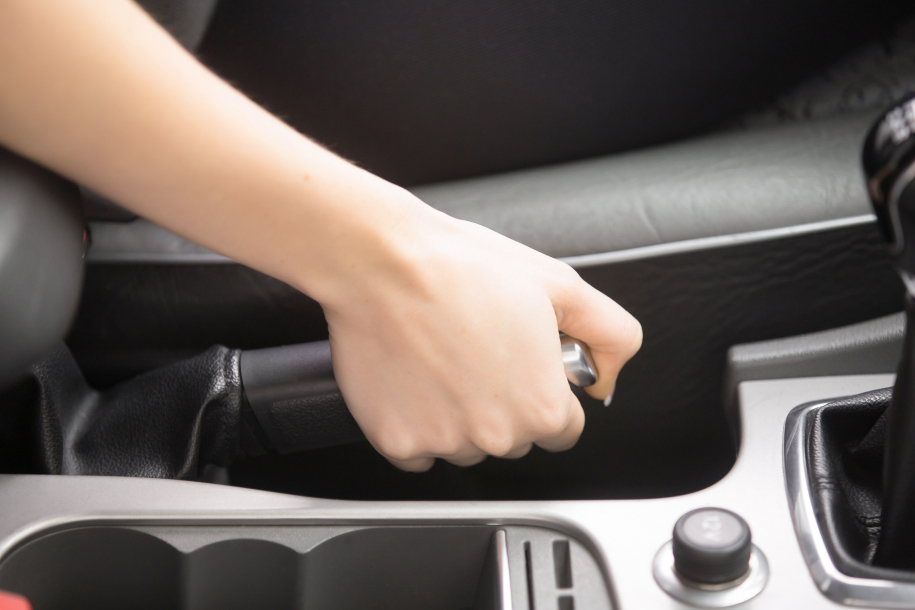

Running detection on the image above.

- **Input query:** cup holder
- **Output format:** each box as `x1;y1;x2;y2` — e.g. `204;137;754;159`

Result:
185;539;298;609
0;523;611;610
305;527;492;609
0;528;180;610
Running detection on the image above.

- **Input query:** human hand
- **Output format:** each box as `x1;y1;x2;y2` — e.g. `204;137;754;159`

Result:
322;193;642;471
0;0;638;473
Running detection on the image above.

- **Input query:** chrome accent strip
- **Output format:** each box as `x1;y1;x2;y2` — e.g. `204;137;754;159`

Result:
561;215;876;269
495;530;514;610
784;401;915;608
886;161;915;257
652;540;768;607
87;251;234;264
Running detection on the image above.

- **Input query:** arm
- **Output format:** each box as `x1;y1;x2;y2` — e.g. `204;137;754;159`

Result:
0;0;641;470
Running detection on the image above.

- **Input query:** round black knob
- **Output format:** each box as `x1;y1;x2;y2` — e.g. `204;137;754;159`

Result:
863;93;915;273
672;508;752;585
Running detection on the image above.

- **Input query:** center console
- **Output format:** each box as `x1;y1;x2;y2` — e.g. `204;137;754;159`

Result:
0;370;898;609
7;61;915;610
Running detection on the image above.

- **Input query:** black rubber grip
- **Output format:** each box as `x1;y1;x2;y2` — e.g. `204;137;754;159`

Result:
239;341;366;453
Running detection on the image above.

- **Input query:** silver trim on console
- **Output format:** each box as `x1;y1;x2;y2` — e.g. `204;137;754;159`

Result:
561;215;876;269
495;530;514;610
652;540;768;607
785;401;915;608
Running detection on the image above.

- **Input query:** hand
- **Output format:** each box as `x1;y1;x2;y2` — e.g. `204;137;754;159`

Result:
0;1;640;473
323;194;642;471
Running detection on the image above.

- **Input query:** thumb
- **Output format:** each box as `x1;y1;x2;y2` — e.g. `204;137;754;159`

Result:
550;271;642;402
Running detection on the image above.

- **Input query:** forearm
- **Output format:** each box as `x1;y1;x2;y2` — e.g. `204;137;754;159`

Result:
0;0;642;471
0;0;417;306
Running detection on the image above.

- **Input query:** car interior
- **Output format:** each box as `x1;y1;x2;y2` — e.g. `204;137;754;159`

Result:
3;0;915;608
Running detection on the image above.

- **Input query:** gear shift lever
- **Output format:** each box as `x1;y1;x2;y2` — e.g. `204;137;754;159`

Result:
863;93;915;569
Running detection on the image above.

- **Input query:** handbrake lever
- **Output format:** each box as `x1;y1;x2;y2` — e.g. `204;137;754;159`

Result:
240;335;597;454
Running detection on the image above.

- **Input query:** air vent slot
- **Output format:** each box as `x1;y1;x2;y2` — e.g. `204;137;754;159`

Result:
552;540;573;589
524;542;536;610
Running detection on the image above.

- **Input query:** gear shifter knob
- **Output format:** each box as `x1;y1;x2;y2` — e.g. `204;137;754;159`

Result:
863;93;915;281
863;94;915;569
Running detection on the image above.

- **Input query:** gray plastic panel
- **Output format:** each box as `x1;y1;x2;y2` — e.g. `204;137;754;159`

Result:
414;111;877;258
86;218;229;264
512;527;611;610
724;312;904;414
0;148;84;388
85;111;878;264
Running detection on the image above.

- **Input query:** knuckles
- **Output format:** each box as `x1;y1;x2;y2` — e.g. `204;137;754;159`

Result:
373;431;421;462
471;429;518;457
466;393;572;456
528;398;571;438
619;315;644;359
369;372;579;464
432;433;468;458
373;425;469;461
398;457;436;472
551;260;582;284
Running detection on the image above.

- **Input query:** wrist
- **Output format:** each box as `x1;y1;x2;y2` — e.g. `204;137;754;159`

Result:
289;169;435;313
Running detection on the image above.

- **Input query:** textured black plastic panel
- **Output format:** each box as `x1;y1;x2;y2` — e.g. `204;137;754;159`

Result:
225;222;902;501
67;265;328;387
60;222;905;500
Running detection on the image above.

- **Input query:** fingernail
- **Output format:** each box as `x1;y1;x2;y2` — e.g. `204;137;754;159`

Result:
603;390;614;407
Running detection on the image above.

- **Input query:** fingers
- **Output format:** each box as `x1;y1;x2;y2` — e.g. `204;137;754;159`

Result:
387;456;436;472
377;409;553;471
378;394;582;471
444;452;488;467
387;439;538;470
356;262;632;474
371;322;593;472
502;442;533;459
549;266;642;402
535;391;585;452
